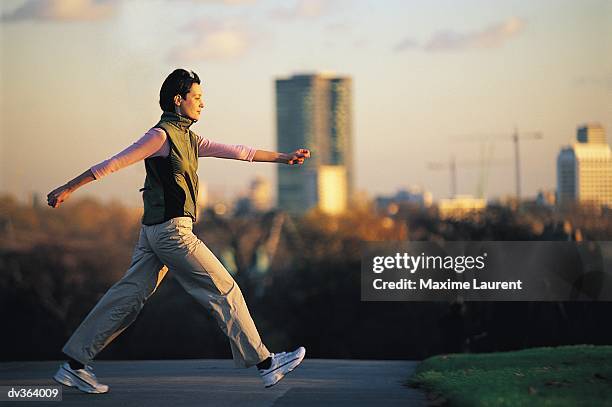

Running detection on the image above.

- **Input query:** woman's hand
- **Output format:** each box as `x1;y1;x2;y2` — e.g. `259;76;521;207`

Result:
46;169;96;208
47;184;73;208
285;148;311;165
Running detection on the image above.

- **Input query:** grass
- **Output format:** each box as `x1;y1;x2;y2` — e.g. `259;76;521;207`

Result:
409;345;612;407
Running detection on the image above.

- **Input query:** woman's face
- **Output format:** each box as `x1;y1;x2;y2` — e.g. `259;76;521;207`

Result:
176;83;204;121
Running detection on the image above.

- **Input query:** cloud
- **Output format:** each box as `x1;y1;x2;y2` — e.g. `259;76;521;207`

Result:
574;75;612;89
394;38;418;52
394;16;526;53
270;0;335;20
425;16;526;51
0;0;118;22
167;18;257;62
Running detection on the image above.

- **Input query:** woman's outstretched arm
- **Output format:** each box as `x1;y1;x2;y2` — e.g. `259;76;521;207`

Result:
196;135;310;165
253;149;311;165
47;169;96;208
47;128;167;209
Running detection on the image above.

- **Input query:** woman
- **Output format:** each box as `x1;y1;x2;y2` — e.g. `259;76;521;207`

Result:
47;69;309;393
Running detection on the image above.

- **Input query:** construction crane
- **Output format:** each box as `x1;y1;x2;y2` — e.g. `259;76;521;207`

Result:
427;153;511;199
451;128;543;201
511;128;543;201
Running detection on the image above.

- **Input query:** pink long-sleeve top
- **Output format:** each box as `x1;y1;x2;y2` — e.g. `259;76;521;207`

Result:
90;128;257;180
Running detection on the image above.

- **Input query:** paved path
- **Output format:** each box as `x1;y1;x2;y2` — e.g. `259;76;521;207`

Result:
0;359;426;406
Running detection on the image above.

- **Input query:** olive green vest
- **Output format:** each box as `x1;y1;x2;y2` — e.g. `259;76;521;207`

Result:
141;112;199;225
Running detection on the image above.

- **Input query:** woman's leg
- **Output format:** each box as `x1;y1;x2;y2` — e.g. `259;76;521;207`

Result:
144;217;270;368
62;227;167;365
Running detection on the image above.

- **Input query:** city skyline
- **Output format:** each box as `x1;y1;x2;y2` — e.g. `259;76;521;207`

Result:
1;0;610;206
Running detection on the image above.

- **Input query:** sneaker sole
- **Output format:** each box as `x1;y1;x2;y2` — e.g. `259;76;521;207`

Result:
53;366;109;394
264;348;306;388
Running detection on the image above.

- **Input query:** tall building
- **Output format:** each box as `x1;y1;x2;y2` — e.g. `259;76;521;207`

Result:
557;124;612;208
275;72;353;214
577;124;606;144
307;165;348;215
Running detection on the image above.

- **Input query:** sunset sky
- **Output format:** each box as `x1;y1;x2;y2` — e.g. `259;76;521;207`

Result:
1;0;610;206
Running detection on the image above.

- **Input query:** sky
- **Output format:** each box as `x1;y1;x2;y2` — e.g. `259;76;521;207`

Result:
1;0;611;207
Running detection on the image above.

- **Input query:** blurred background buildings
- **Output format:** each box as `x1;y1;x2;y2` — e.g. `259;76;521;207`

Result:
557;124;612;209
275;72;353;215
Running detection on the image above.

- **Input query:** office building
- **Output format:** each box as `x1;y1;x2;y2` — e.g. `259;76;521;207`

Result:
275;72;353;214
557;124;612;208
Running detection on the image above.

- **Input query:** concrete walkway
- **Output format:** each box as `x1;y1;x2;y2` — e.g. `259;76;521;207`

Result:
0;359;426;406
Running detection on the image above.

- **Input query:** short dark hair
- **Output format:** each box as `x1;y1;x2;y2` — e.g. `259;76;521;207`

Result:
159;69;201;112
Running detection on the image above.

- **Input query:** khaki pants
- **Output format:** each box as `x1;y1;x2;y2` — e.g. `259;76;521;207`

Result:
62;217;270;368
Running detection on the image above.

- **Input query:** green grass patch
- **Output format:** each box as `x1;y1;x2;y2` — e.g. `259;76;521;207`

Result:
409;345;612;407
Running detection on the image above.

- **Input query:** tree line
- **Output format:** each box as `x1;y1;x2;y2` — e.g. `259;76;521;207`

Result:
1;194;611;362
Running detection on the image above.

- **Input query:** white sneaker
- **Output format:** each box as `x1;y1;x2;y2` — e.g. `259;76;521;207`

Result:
259;347;306;388
53;362;109;394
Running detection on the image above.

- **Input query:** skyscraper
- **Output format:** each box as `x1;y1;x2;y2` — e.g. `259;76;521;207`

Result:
557;124;612;208
275;72;353;214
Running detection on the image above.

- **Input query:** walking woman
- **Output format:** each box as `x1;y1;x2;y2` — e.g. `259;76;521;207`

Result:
47;69;309;393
